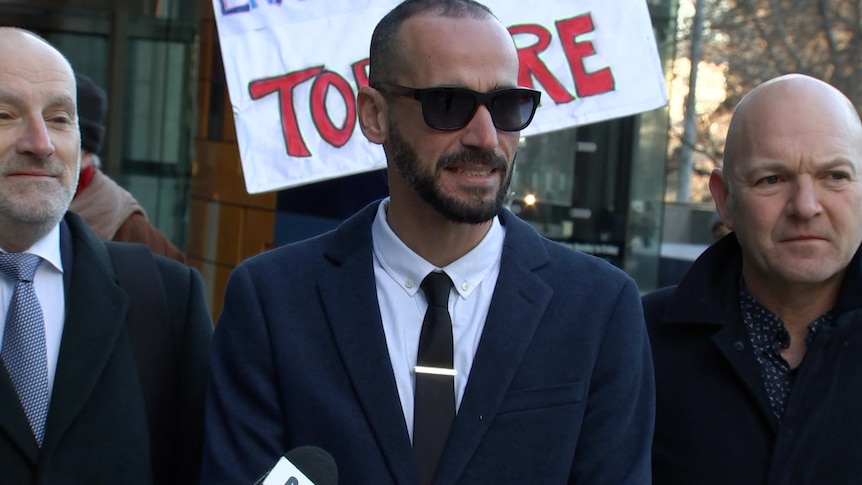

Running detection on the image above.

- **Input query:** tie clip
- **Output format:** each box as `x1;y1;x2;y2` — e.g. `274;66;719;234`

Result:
414;366;457;377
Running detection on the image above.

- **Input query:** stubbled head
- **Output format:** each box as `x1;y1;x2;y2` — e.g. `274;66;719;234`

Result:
358;0;524;225
367;0;495;87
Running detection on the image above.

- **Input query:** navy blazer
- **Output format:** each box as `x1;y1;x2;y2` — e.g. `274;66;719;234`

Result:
202;202;654;484
0;212;212;484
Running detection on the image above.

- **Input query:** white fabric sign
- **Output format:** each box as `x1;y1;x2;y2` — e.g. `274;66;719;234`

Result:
214;0;668;194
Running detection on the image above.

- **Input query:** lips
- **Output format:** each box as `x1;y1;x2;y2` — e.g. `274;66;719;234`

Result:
9;172;54;177
2;158;64;178
782;235;827;242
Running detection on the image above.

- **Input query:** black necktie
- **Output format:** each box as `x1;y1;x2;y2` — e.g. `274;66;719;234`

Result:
413;271;455;485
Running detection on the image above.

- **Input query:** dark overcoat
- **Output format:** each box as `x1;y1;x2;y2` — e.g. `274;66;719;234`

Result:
0;212;212;484
644;234;862;484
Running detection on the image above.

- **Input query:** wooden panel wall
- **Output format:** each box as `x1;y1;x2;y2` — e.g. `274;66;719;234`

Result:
188;0;277;319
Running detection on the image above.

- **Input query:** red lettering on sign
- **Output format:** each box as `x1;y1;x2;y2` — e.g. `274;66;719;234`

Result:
556;14;614;97
509;24;573;104
245;13;616;160
248;66;322;157
310;71;356;148
352;58;369;88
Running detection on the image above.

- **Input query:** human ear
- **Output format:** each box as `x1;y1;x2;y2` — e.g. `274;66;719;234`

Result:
358;85;388;145
709;168;734;230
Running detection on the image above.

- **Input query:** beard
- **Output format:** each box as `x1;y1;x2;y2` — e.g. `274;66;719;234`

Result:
387;119;513;224
0;155;77;230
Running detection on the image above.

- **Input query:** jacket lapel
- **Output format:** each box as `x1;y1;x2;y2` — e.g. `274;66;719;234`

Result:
0;368;38;462
42;213;128;451
318;204;417;484
664;235;780;431
437;211;553;483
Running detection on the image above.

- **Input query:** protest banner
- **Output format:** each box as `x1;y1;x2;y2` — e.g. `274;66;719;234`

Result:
214;0;668;193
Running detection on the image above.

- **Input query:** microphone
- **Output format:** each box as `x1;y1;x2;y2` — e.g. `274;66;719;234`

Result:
254;446;338;485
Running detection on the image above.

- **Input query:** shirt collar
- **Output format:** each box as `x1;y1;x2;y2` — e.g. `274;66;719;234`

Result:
739;278;830;351
0;223;63;274
371;198;504;299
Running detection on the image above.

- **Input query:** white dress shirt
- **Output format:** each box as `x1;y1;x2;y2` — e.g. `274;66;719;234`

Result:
371;199;504;442
0;224;66;400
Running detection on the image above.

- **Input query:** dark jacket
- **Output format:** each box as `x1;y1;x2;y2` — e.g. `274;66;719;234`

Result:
643;233;862;484
202;201;655;484
0;212;212;484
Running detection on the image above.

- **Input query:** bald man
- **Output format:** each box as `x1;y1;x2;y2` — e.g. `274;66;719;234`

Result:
643;73;862;484
0;27;212;483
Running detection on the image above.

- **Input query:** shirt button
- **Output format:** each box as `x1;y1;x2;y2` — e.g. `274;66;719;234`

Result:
733;341;745;351
461;281;470;291
406;279;414;288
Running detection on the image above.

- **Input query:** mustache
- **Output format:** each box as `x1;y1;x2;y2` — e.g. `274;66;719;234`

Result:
436;150;508;171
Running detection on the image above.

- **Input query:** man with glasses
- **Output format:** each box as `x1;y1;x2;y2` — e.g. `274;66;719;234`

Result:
202;1;654;483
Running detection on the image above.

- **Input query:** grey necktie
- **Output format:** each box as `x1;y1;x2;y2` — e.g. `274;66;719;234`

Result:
0;253;49;446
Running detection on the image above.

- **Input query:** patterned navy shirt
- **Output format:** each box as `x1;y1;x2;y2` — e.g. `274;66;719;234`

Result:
739;283;832;420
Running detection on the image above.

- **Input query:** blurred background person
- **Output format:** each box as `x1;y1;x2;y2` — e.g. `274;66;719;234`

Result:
70;73;185;262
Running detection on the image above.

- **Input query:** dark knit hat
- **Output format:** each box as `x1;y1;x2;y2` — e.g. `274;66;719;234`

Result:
75;73;107;154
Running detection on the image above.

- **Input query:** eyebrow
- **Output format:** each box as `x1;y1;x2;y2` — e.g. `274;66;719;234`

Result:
0;89;76;112
819;158;858;173
739;157;858;179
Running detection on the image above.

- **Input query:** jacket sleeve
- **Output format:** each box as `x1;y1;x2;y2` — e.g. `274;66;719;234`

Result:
200;263;285;484
160;261;213;484
570;276;655;483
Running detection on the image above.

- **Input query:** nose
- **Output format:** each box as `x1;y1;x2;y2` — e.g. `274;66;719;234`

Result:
16;115;55;158
460;104;499;151
787;177;822;219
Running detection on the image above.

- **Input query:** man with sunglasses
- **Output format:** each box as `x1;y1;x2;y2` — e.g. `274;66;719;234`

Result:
202;1;654;483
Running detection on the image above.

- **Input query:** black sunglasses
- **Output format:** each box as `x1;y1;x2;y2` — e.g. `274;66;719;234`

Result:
372;82;541;132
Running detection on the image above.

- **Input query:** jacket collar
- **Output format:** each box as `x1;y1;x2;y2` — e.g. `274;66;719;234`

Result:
662;234;743;326
662;233;862;326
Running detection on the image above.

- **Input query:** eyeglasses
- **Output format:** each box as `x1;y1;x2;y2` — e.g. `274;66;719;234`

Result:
372;82;541;132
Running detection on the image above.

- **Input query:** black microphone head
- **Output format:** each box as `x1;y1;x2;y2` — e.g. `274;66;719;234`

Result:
285;446;338;485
